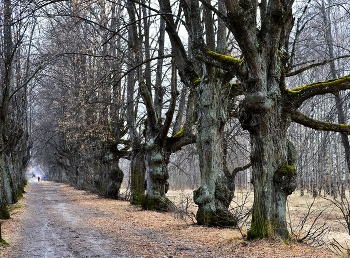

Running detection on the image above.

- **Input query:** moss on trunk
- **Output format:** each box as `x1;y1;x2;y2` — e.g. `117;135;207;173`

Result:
130;149;146;205
0;204;10;220
194;69;235;227
242;93;297;240
195;206;236;227
142;134;171;211
141;194;173;211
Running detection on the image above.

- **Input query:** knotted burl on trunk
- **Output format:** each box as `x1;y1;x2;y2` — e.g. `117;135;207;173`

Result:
239;92;274;133
273;140;297;195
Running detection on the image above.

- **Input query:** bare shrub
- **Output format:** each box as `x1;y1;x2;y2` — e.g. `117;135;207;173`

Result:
287;196;330;246
325;194;350;256
119;187;131;201
326;195;350;235
169;190;197;224
230;189;253;238
329;238;350;257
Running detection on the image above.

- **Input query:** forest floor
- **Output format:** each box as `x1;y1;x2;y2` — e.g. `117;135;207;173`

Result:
0;179;344;257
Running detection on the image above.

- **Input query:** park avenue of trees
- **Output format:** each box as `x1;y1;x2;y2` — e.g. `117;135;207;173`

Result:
2;0;350;243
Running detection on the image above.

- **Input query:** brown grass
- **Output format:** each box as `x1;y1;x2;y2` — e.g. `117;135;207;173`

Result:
166;188;350;256
0;183;344;257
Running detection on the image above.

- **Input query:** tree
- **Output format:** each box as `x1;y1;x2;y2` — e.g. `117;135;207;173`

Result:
30;0;128;198
0;0;14;219
125;0;146;205
187;0;240;226
225;0;350;239
125;0;196;210
158;0;350;239
0;0;34;219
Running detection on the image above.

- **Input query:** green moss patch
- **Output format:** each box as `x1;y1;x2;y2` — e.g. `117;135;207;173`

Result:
0;239;9;246
196;208;236;227
274;164;297;195
0;205;10;220
141;194;173;211
130;193;144;206
247;221;270;240
206;49;243;69
171;126;185;138
191;76;201;86
278;165;295;175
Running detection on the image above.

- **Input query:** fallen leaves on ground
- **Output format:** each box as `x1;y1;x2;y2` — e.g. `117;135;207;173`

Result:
0;182;338;257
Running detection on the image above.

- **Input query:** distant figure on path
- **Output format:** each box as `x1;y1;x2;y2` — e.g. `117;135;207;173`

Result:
38;176;40;182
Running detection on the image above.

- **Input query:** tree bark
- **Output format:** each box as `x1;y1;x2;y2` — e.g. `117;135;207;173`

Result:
187;0;236;227
194;69;235;226
126;0;146;205
142;137;171;210
130;145;145;205
0;0;13;219
240;89;297;239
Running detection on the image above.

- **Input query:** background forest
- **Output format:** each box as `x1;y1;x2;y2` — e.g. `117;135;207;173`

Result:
2;0;350;247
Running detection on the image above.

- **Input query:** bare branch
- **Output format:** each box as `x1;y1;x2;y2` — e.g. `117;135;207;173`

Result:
291;110;350;134
224;0;259;74
202;49;243;77
160;62;178;142
288;74;350;108
287;55;350;77
139;82;157;131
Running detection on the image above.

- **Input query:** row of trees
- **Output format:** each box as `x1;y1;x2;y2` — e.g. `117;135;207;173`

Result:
3;0;350;240
0;0;36;219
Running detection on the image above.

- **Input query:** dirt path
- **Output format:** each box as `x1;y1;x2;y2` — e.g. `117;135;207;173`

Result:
5;179;127;258
0;179;339;257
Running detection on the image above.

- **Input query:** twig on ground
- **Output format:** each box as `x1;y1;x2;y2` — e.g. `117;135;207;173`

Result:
328;238;350;257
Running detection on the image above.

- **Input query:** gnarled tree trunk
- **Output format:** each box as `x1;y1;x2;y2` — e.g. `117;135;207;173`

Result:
0;151;10;219
126;0;146;206
130;145;146;205
0;0;13;219
194;68;235;226
188;0;236;227
142;137;171;210
241;91;297;239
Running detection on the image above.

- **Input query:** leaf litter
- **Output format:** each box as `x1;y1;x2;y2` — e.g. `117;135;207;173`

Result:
0;180;337;257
